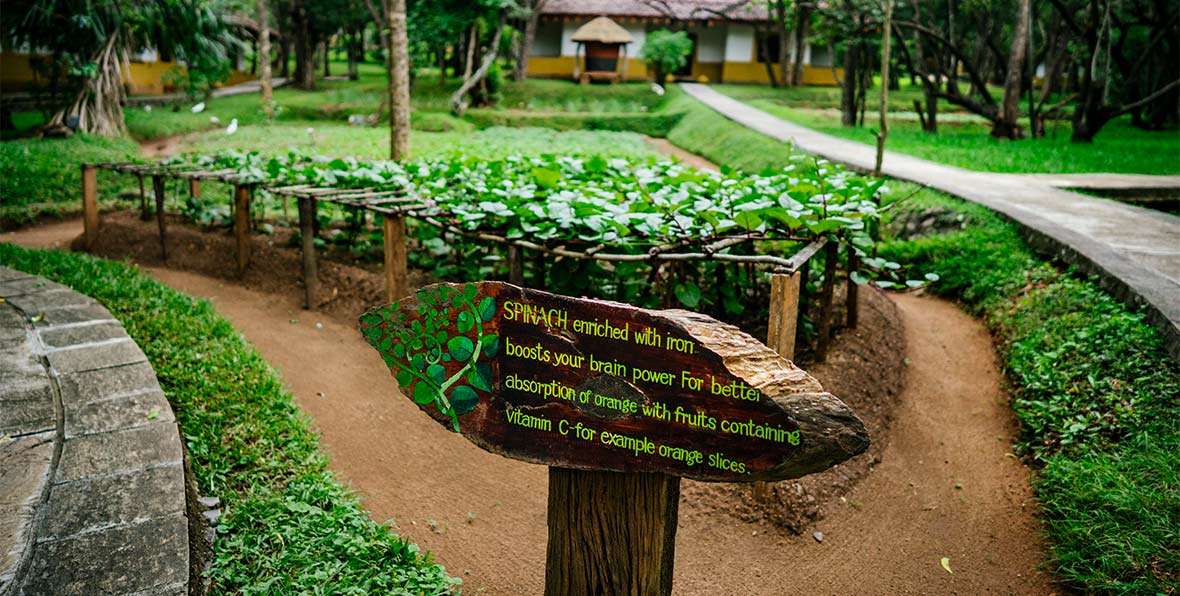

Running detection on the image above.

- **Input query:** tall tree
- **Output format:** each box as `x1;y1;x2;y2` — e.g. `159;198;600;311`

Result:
5;0;240;135
993;0;1031;138
1047;0;1179;141
259;0;275;117
389;0;411;159
512;0;548;81
874;0;893;175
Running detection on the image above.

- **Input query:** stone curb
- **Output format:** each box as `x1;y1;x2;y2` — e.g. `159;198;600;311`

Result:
0;266;189;596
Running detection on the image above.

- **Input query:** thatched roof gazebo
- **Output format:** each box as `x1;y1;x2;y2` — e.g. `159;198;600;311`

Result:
570;16;634;83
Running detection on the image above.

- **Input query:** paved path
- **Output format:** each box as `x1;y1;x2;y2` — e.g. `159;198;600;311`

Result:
682;83;1180;359
0;267;190;595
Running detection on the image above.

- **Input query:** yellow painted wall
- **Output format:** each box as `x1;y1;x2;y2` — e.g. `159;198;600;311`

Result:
1;50;254;95
527;56;649;81
721;61;842;86
528;55;840;87
691;62;723;84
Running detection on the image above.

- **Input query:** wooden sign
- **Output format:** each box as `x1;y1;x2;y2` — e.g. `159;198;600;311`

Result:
360;282;869;483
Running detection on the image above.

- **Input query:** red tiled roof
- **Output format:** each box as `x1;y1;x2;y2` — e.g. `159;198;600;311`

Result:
541;0;769;23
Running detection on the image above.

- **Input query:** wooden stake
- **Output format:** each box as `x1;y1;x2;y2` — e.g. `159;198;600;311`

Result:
766;271;802;361
234;184;252;276
137;174;149;221
81;164;98;251
754;270;803;502
545;468;679;596
189;178;201;200
507;245;524;285
383;214;408;302
816;241;838;362
152;175;167;260
847;248;860;329
298;197;318;309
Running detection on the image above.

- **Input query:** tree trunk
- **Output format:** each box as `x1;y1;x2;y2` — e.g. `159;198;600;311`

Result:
52;34;126;136
841;41;859;126
791;4;811;87
452;11;507;115
761;29;780;87
388;0;411;159
258;0;274;117
875;0;893;176
992;0;1030;138
348;28;359;80
776;0;790;86
514;1;546;82
322;40;331;77
294;0;315;90
280;38;290;78
438;47;447;86
544;468;679;596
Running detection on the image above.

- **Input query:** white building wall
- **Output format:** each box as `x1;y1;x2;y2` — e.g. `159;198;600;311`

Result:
724;25;756;63
560;21;582;56
622;23;646;55
695;25;727;62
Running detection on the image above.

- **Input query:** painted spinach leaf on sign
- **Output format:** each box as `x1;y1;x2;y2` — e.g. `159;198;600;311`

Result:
360;283;497;432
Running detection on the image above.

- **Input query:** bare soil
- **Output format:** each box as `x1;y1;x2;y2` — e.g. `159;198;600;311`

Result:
2;217;1058;595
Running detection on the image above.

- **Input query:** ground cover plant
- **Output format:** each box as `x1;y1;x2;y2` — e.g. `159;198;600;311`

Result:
878;188;1180;593
0;243;459;594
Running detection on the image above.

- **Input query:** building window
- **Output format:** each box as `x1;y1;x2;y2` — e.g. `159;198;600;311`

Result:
755;31;781;63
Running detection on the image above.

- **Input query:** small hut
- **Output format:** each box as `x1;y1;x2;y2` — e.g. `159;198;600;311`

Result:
571;16;634;84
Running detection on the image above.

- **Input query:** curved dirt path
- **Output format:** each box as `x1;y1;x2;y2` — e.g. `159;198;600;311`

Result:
2;221;1056;594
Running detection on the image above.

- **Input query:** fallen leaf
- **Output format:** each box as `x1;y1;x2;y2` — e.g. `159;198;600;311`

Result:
940;557;953;574
146;408;159;420
30;313;44;322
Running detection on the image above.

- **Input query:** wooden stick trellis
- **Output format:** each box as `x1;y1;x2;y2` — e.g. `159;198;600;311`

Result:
83;161;858;362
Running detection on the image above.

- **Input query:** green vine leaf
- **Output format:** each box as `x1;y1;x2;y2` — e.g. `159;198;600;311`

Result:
447;336;475;361
450;385;480;415
468;362;493;392
412;383;437;405
478;296;496;322
481;334;499;358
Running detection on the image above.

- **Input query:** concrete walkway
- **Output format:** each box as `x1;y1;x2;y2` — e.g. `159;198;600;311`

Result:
681;83;1180;359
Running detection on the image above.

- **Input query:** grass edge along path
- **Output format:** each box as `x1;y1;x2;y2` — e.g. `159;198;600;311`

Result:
0;244;459;595
665;103;1179;593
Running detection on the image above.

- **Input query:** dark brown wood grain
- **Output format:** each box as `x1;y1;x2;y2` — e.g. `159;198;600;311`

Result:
360;282;869;483
545;468;678;596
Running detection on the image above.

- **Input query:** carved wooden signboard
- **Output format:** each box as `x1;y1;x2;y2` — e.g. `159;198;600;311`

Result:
359;281;869;483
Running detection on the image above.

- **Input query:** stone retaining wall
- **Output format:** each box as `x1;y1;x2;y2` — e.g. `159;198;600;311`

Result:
0;266;190;596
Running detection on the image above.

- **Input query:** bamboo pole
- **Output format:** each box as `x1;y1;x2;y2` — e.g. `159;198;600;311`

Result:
383;214;408;302
298;197;318;309
234;184;252;276
152;175;167;260
81;165;99;251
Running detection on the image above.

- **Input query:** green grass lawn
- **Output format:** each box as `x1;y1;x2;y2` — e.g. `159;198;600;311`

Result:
708;84;1180;175
0;244;459;594
0;135;140;226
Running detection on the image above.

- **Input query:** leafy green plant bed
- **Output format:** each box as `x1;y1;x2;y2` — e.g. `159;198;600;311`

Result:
877;187;1180;593
0;244;458;594
162;148;929;333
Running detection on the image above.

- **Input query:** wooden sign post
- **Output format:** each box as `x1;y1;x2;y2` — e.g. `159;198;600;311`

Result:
360;282;870;596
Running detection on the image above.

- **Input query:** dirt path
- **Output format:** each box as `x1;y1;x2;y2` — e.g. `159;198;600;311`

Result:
2;221;1056;594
